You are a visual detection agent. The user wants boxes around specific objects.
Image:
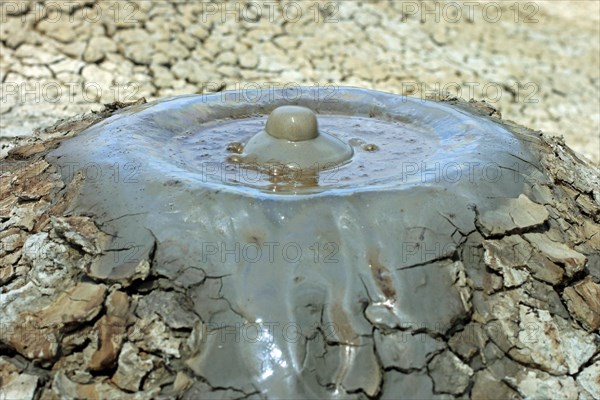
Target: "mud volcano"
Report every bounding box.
[1,88,599,399]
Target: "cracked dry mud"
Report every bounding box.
[0,1,599,163]
[1,98,600,399]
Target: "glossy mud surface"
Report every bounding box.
[178,115,438,193]
[45,88,540,398]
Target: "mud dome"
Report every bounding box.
[45,87,537,397]
[2,89,598,399]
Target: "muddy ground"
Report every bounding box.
[0,0,599,162]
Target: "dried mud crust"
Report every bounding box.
[1,99,599,399]
[1,1,598,163]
